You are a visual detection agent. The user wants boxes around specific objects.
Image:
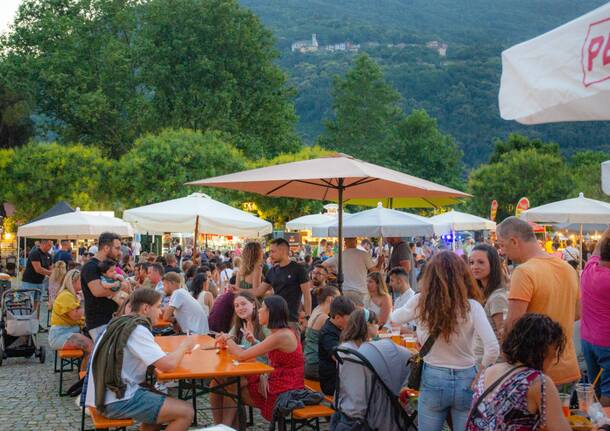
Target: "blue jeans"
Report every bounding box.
[418,363,477,431]
[582,339,610,398]
[21,281,42,291]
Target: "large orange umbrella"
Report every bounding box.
[187,153,468,286]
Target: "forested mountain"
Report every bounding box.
[241,0,610,165]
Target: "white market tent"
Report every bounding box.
[429,210,496,232]
[17,208,134,239]
[312,203,437,238]
[123,193,272,239]
[286,214,336,231]
[520,193,610,268]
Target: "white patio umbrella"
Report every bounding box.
[499,3,610,124]
[312,203,437,238]
[286,214,336,231]
[429,210,496,250]
[520,193,610,267]
[123,193,272,250]
[17,208,134,239]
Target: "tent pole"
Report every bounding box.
[579,223,583,271]
[452,226,456,252]
[337,179,344,290]
[16,234,20,276]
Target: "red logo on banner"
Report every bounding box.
[582,17,610,87]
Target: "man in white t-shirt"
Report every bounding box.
[86,288,195,430]
[162,272,209,334]
[388,266,414,310]
[323,237,384,304]
[219,261,234,288]
[563,239,580,269]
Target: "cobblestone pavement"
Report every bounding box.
[0,302,328,431]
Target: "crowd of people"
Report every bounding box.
[20,216,610,430]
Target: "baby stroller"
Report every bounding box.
[0,288,46,366]
[332,339,417,431]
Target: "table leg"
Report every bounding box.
[191,379,198,426]
[236,377,245,431]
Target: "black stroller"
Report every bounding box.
[0,288,46,365]
[332,339,417,431]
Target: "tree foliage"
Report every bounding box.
[0,0,299,158]
[467,148,574,221]
[0,142,112,221]
[114,129,248,210]
[569,150,610,202]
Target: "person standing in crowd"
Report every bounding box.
[313,239,327,259]
[148,263,165,293]
[309,264,331,309]
[387,267,414,310]
[86,289,195,431]
[318,296,356,396]
[22,239,53,292]
[469,244,509,362]
[323,237,383,306]
[304,286,340,380]
[391,251,499,431]
[580,227,610,407]
[466,314,570,431]
[234,242,264,292]
[53,240,73,265]
[366,272,392,326]
[164,254,180,274]
[387,237,417,292]
[162,272,208,335]
[220,261,235,290]
[191,273,214,315]
[81,232,123,341]
[88,240,98,255]
[251,238,311,325]
[497,217,581,389]
[562,239,580,269]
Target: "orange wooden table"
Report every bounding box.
[153,318,172,328]
[155,334,273,430]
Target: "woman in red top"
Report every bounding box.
[218,295,304,422]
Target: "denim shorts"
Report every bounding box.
[48,325,80,350]
[582,339,610,397]
[21,281,42,291]
[104,388,166,424]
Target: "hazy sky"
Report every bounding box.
[1,0,22,34]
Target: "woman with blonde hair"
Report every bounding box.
[235,242,263,292]
[366,272,392,326]
[390,251,500,431]
[48,260,67,307]
[49,269,93,356]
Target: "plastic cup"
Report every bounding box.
[559,393,570,417]
[576,383,594,412]
[403,336,417,350]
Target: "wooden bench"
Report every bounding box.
[82,407,134,431]
[55,348,84,396]
[291,404,335,431]
[304,378,334,404]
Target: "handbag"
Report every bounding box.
[406,331,438,390]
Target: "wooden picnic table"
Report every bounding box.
[155,334,273,430]
[152,318,172,328]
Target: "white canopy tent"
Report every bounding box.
[312,203,437,238]
[429,210,496,250]
[123,193,273,247]
[286,214,336,231]
[520,193,610,267]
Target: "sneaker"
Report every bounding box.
[154,382,169,394]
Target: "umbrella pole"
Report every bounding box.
[337,179,344,289]
[452,227,456,252]
[579,223,583,271]
[194,215,200,262]
[16,234,20,276]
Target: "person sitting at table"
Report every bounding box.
[85,288,196,431]
[215,295,304,422]
[210,291,270,427]
[366,272,392,327]
[319,296,356,396]
[49,269,93,366]
[466,313,571,431]
[304,285,340,380]
[162,272,209,334]
[190,273,214,314]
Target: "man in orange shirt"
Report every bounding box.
[497,217,581,388]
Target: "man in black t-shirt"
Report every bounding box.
[22,240,53,290]
[246,238,311,323]
[81,232,124,341]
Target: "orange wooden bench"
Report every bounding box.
[55,348,84,396]
[291,404,335,431]
[87,407,134,430]
[304,378,334,404]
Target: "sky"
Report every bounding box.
[0,0,22,34]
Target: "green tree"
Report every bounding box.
[467,149,574,221]
[249,146,333,226]
[1,0,299,158]
[318,53,403,166]
[488,134,561,163]
[0,143,112,221]
[569,150,610,202]
[0,83,33,149]
[114,129,248,210]
[395,109,464,189]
